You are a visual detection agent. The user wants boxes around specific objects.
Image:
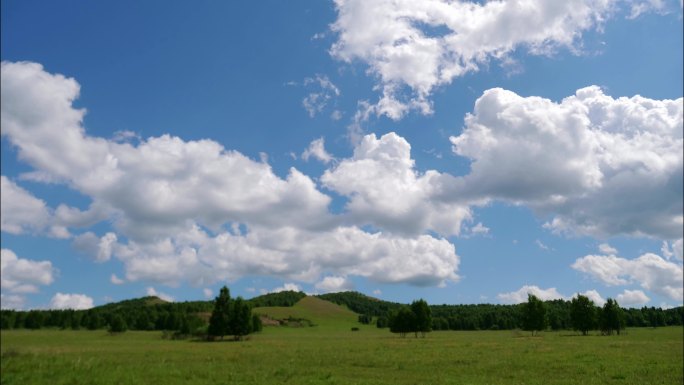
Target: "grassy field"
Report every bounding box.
[1,300,682,385]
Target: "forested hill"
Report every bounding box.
[0,290,307,330]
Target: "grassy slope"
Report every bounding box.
[254,296,359,330]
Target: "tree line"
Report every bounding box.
[320,291,683,331]
[0,290,300,335]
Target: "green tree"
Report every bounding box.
[251,314,263,333]
[389,306,415,337]
[410,299,432,338]
[599,298,625,335]
[108,313,127,333]
[230,297,252,341]
[522,294,547,336]
[208,286,232,340]
[570,294,597,336]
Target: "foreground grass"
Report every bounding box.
[1,327,682,385]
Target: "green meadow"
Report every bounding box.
[2,298,682,385]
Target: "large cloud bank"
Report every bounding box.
[1,61,461,290]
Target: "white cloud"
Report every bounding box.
[302,137,334,164]
[616,289,650,307]
[73,232,117,262]
[1,61,335,245]
[598,243,618,255]
[322,132,471,236]
[330,0,618,119]
[49,293,94,310]
[661,238,683,260]
[146,287,174,302]
[572,252,683,301]
[203,288,213,299]
[627,0,668,18]
[576,289,606,306]
[112,224,460,288]
[497,285,566,304]
[1,176,51,235]
[1,249,54,294]
[271,283,301,293]
[110,274,125,285]
[302,74,340,118]
[535,240,550,251]
[467,222,490,237]
[372,289,382,296]
[315,275,354,293]
[448,86,683,240]
[0,294,25,310]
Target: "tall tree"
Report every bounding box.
[230,297,252,341]
[570,294,596,336]
[208,286,232,340]
[410,299,432,338]
[599,298,625,335]
[522,294,547,336]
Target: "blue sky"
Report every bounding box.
[1,0,682,310]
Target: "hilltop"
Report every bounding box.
[254,296,358,329]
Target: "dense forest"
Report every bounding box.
[1,290,682,333]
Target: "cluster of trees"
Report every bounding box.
[569,296,625,336]
[249,291,306,307]
[207,286,262,341]
[388,299,432,338]
[510,294,628,336]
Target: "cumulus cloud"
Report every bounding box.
[330,0,621,119]
[576,289,606,306]
[203,288,213,299]
[7,62,466,289]
[49,293,94,310]
[271,283,302,293]
[661,238,683,260]
[598,243,618,255]
[616,289,650,307]
[73,232,117,262]
[112,224,460,288]
[1,61,335,244]
[463,222,490,238]
[314,275,354,293]
[448,86,683,239]
[322,132,471,236]
[302,137,334,164]
[1,176,51,235]
[572,252,683,301]
[1,249,54,294]
[497,285,566,304]
[146,287,174,302]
